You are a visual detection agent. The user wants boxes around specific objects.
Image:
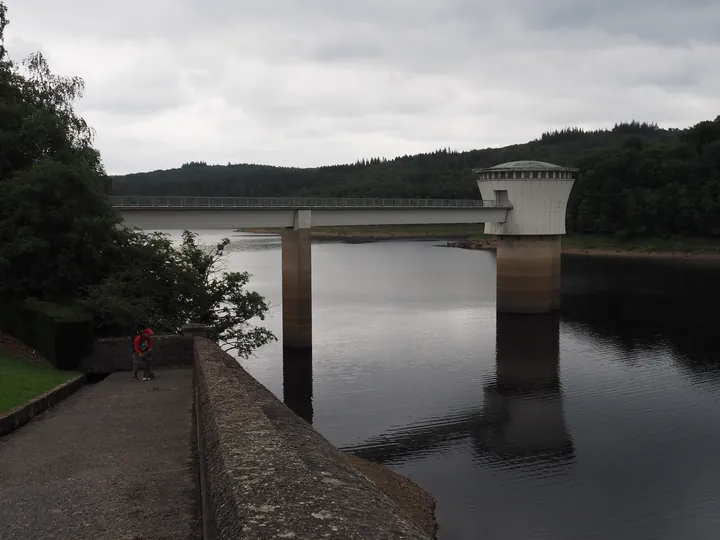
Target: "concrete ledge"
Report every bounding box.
[81,335,194,373]
[194,337,431,540]
[0,374,87,438]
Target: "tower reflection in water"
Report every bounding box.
[344,313,574,471]
[478,313,573,466]
[282,347,314,424]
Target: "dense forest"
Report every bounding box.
[112,117,720,238]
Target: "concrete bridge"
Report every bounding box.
[111,160,578,349]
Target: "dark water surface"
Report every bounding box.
[170,231,720,540]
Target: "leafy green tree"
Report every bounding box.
[0,4,119,302]
[0,159,121,301]
[173,231,275,356]
[0,3,275,357]
[81,231,275,357]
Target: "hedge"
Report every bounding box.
[0,299,94,370]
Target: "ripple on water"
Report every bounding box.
[188,234,720,540]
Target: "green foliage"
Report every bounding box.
[31,301,94,370]
[175,231,275,356]
[0,4,118,304]
[0,3,274,358]
[80,231,276,357]
[0,300,93,370]
[111,125,677,200]
[568,119,720,237]
[0,159,122,301]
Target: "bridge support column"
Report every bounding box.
[496,235,561,314]
[281,211,312,349]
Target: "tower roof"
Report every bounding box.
[473,160,578,173]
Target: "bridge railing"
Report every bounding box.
[109,196,510,209]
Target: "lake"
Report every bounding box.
[168,230,720,540]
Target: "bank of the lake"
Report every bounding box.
[241,224,487,241]
[346,454,437,539]
[448,234,720,261]
[241,226,720,258]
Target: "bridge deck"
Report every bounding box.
[109,196,511,209]
[110,196,511,229]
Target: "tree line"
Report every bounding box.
[568,119,720,237]
[112,118,720,238]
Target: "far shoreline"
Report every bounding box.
[563,247,720,261]
[237,227,720,262]
[446,239,720,263]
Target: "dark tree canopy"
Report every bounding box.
[0,3,274,356]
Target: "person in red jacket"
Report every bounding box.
[132,328,155,381]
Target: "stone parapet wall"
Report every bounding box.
[80,335,194,373]
[193,337,431,540]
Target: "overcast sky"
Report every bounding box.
[5,0,719,175]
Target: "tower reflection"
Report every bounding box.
[476,313,573,464]
[344,313,574,470]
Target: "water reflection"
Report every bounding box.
[225,233,281,253]
[282,348,314,424]
[479,313,573,467]
[561,254,720,389]
[344,313,573,472]
[183,234,720,539]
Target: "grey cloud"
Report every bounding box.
[6,37,43,63]
[502,0,720,45]
[312,39,386,63]
[83,68,188,116]
[5,0,719,174]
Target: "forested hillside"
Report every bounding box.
[112,117,720,237]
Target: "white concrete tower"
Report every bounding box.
[475,161,578,313]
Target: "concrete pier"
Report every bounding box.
[475,160,577,314]
[551,235,562,310]
[281,211,312,349]
[495,235,562,313]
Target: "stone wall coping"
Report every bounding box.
[0,374,87,438]
[193,337,431,540]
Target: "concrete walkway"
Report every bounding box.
[0,369,200,540]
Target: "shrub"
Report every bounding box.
[2,299,94,370]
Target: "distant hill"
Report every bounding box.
[110,121,674,199]
[111,117,720,237]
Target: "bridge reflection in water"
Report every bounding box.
[325,313,575,471]
[282,348,314,424]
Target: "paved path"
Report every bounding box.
[0,369,200,540]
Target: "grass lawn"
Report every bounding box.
[0,349,78,414]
